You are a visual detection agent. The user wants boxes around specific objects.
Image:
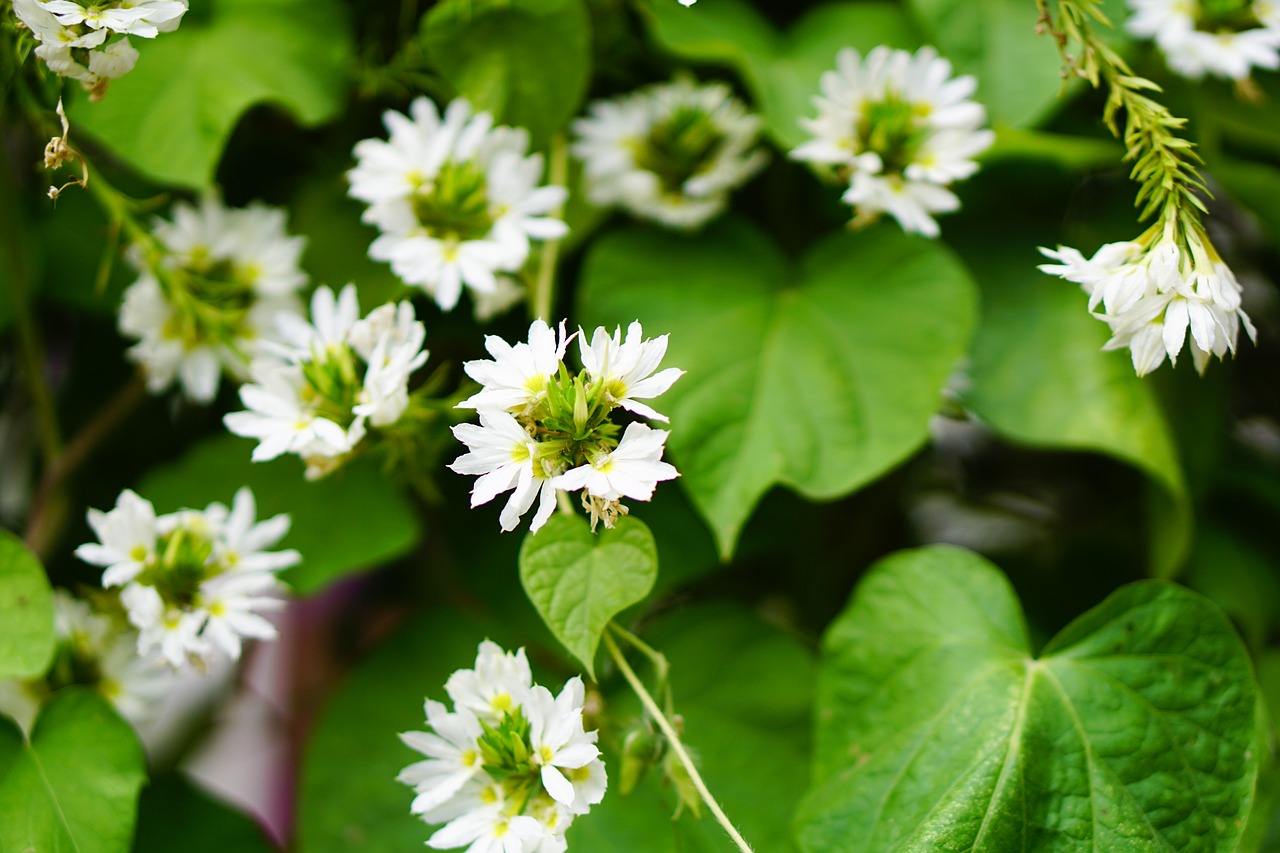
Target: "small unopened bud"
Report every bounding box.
[663,751,702,819]
[572,375,589,435]
[619,725,663,795]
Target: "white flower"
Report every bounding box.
[553,422,679,503]
[348,98,567,314]
[399,642,607,851]
[77,488,298,670]
[1127,0,1280,80]
[577,322,684,422]
[791,46,995,238]
[461,320,573,413]
[572,77,767,230]
[1039,229,1257,375]
[119,195,307,404]
[0,590,175,732]
[525,678,602,808]
[449,410,560,534]
[224,285,429,477]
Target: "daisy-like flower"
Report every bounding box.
[12,0,186,98]
[572,77,767,230]
[224,285,429,478]
[0,590,175,732]
[119,195,307,404]
[1039,225,1257,375]
[1127,0,1280,80]
[791,46,995,238]
[451,320,682,532]
[399,641,607,852]
[75,488,298,670]
[348,98,567,314]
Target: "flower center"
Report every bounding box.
[858,94,929,176]
[300,344,366,428]
[634,106,726,195]
[137,523,218,608]
[411,160,496,243]
[161,247,259,349]
[1195,0,1262,31]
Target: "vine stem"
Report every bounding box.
[602,627,755,853]
[531,134,569,324]
[24,374,147,559]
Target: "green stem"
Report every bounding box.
[602,628,754,853]
[531,134,569,324]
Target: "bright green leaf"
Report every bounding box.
[139,434,421,594]
[796,545,1261,852]
[904,0,1068,128]
[71,0,353,188]
[568,604,815,852]
[296,609,497,851]
[961,239,1190,573]
[0,530,54,682]
[579,219,978,557]
[423,0,591,147]
[133,776,275,852]
[0,689,147,853]
[519,514,658,677]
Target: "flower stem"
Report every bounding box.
[602,627,754,853]
[531,134,569,324]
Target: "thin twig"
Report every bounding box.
[532,134,569,324]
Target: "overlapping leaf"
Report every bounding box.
[0,531,53,682]
[579,219,977,557]
[796,546,1261,852]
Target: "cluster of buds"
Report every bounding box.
[450,320,683,533]
[12,0,187,99]
[75,487,298,670]
[399,642,607,851]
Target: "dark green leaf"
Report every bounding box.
[423,0,591,147]
[72,0,354,188]
[796,545,1261,852]
[519,514,658,677]
[133,776,275,852]
[579,218,977,557]
[0,690,147,853]
[0,530,54,682]
[139,434,421,594]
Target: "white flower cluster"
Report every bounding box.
[0,589,174,732]
[572,77,767,230]
[120,194,308,404]
[12,0,186,99]
[1127,0,1280,80]
[75,488,298,670]
[1039,229,1257,375]
[348,98,567,316]
[399,641,607,852]
[792,46,995,238]
[224,285,429,479]
[451,320,682,533]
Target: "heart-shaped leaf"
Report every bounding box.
[579,219,977,557]
[0,530,54,682]
[519,514,658,676]
[424,0,591,148]
[72,0,353,188]
[795,545,1261,852]
[0,689,147,853]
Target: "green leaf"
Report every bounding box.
[796,545,1261,852]
[568,604,815,852]
[645,0,920,149]
[71,0,354,188]
[579,219,978,558]
[423,0,591,147]
[296,609,496,851]
[0,689,147,853]
[519,514,658,677]
[904,0,1068,128]
[133,776,275,852]
[139,434,421,594]
[961,239,1190,573]
[0,530,54,682]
